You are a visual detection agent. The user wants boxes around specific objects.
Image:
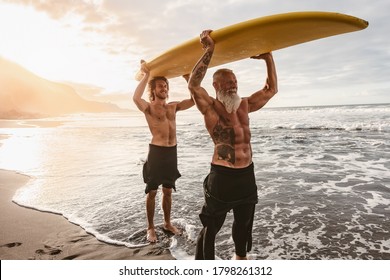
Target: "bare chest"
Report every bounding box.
[148,104,176,122]
[208,104,250,144]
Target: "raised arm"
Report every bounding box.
[188,30,215,115]
[176,74,195,111]
[247,53,278,112]
[133,60,150,113]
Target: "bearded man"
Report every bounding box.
[188,30,278,260]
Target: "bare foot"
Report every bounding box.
[232,254,248,260]
[163,223,181,235]
[146,228,157,243]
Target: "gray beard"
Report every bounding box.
[217,90,241,113]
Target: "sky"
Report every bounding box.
[0,0,389,109]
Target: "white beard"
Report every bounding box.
[217,89,241,113]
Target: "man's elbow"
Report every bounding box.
[188,89,197,101]
[133,95,142,106]
[270,82,278,96]
[265,83,278,97]
[272,85,278,95]
[188,82,199,95]
[188,81,196,91]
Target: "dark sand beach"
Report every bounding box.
[0,169,174,260]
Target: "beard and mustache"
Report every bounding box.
[217,88,241,113]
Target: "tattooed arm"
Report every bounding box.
[188,30,215,115]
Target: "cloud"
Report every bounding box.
[4,0,108,22]
[2,0,389,106]
[7,0,387,59]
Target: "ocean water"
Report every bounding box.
[0,103,389,260]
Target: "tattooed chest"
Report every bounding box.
[211,124,235,163]
[212,123,234,145]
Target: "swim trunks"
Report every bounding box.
[196,163,258,259]
[143,144,181,194]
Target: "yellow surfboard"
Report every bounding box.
[136,11,368,80]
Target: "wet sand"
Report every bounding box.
[0,169,174,260]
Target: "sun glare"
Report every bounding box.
[0,128,44,173]
[0,2,137,97]
[0,4,75,78]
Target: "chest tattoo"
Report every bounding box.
[212,123,235,163]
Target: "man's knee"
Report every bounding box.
[147,190,157,199]
[162,186,173,196]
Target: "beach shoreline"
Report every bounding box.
[0,169,174,260]
[2,103,389,260]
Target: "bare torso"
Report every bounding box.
[145,102,178,147]
[205,98,252,168]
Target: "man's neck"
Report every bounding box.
[152,97,167,105]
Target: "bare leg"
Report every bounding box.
[162,187,181,235]
[146,190,157,242]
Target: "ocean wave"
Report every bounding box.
[3,103,389,260]
[268,123,390,132]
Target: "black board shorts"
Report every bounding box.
[143,144,181,194]
[200,162,258,221]
[196,163,258,258]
